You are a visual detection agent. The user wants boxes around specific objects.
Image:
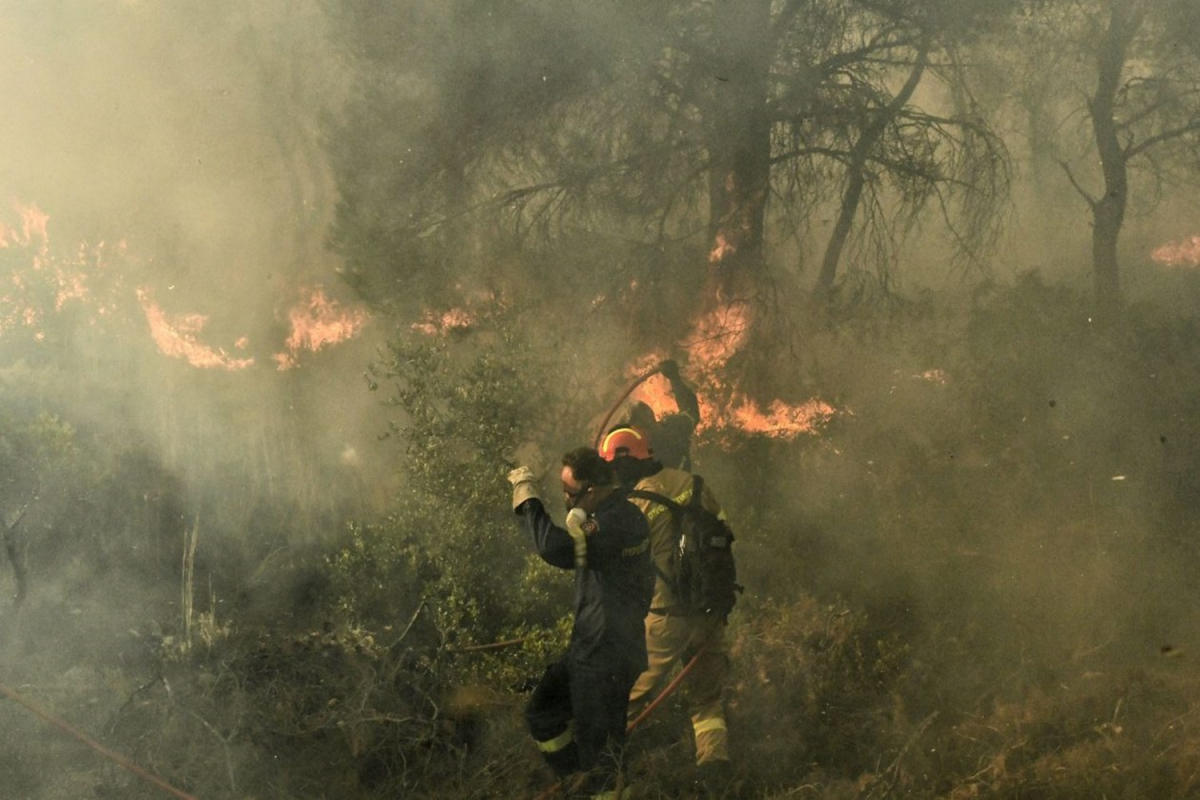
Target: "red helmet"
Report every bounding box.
[599,426,653,461]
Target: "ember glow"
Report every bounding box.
[628,301,838,440]
[274,286,370,370]
[54,269,88,311]
[0,202,50,252]
[1151,235,1200,267]
[137,288,255,371]
[0,202,88,337]
[412,307,473,336]
[0,286,39,337]
[709,232,736,264]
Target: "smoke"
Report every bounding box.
[0,8,410,733]
[705,286,1200,718]
[2,3,1200,796]
[0,1,394,506]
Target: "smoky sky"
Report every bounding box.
[0,3,340,319]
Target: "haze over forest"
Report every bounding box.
[1,1,1200,798]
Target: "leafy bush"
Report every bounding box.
[327,304,580,676]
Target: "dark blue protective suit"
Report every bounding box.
[517,491,653,796]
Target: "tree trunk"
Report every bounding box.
[3,505,29,609]
[703,0,774,304]
[1091,176,1124,317]
[815,167,867,304]
[814,46,928,304]
[1088,0,1142,319]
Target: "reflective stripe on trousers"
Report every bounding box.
[628,612,731,764]
[694,717,727,736]
[536,727,574,754]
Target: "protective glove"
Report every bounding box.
[565,507,589,569]
[507,466,542,512]
[660,359,700,425]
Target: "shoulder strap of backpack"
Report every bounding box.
[627,489,684,520]
[626,488,684,591]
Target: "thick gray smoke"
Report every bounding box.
[0,4,398,735]
[3,4,1200,798]
[0,2,393,511]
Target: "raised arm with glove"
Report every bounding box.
[507,465,543,513]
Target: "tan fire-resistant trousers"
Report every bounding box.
[627,612,730,765]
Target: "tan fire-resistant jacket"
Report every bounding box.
[625,466,727,613]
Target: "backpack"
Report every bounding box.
[629,474,742,618]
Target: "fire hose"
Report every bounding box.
[0,680,199,800]
[531,637,713,800]
[591,361,670,450]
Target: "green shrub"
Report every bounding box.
[328,305,579,661]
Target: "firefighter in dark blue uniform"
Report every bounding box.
[509,447,654,799]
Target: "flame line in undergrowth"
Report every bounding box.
[1151,235,1200,267]
[1,199,372,372]
[275,286,371,370]
[137,288,255,371]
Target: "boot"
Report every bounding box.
[695,759,734,798]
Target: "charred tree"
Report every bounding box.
[2,504,28,609]
[703,0,773,304]
[323,0,1010,347]
[1084,1,1142,319]
[1052,0,1200,320]
[814,43,929,305]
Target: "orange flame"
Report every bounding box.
[625,301,838,441]
[729,396,837,437]
[0,200,373,372]
[1151,235,1200,267]
[0,202,49,250]
[412,307,474,336]
[0,203,63,336]
[709,233,736,264]
[275,286,369,370]
[683,303,749,380]
[20,204,49,247]
[137,288,255,371]
[629,372,680,417]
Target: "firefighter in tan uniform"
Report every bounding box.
[599,426,736,796]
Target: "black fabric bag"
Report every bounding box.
[629,475,741,617]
